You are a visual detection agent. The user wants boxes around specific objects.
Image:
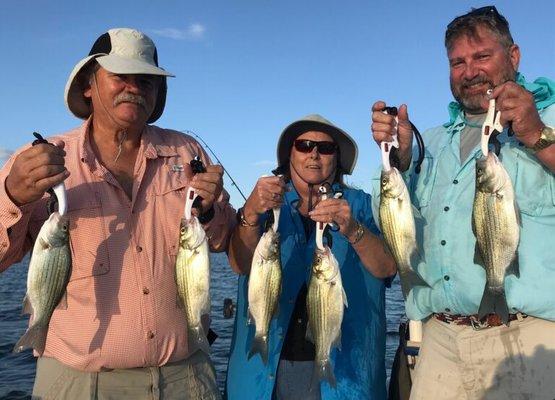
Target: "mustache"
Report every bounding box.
[113,92,147,108]
[461,76,493,89]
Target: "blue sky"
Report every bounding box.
[0,0,553,207]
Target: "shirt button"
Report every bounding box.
[136,245,143,252]
[143,287,150,295]
[444,206,450,212]
[445,308,451,313]
[453,179,459,185]
[444,275,450,281]
[440,240,446,246]
[147,331,155,339]
[268,374,275,380]
[297,318,303,324]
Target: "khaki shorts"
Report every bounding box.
[410,315,555,400]
[32,350,221,400]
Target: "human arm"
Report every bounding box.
[0,142,67,271]
[309,197,396,278]
[227,176,285,274]
[371,101,414,172]
[489,82,555,172]
[187,144,237,252]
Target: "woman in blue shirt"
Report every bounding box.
[226,114,396,399]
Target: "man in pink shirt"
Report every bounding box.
[0,28,235,399]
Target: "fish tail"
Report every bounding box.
[400,269,430,299]
[13,323,48,355]
[310,359,336,390]
[188,325,211,355]
[247,334,268,365]
[478,286,510,325]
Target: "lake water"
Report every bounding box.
[0,252,405,399]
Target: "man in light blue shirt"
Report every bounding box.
[371,6,555,399]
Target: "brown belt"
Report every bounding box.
[433,312,528,330]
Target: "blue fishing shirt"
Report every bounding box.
[226,183,388,400]
[371,74,555,321]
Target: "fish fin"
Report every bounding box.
[400,269,430,300]
[506,252,520,279]
[188,325,211,355]
[21,295,33,315]
[13,324,48,355]
[305,322,314,344]
[310,359,336,391]
[55,291,68,311]
[342,286,349,308]
[272,303,280,318]
[409,247,424,270]
[176,294,185,310]
[247,334,268,365]
[38,236,51,251]
[332,330,342,351]
[478,286,510,326]
[473,243,486,269]
[514,200,522,227]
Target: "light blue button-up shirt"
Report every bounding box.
[226,184,388,400]
[371,75,555,321]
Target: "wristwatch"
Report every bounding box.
[529,125,555,152]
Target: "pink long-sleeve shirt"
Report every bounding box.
[0,119,236,371]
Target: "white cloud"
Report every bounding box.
[0,147,12,168]
[151,23,206,41]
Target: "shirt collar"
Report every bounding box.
[78,121,179,167]
[284,181,343,207]
[444,72,555,128]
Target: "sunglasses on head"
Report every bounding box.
[448,5,507,28]
[294,139,337,155]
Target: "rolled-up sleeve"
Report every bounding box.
[190,140,237,252]
[0,156,41,272]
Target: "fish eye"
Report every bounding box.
[180,228,186,234]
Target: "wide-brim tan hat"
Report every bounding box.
[64,28,174,124]
[276,114,358,175]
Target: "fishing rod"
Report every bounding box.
[184,129,248,202]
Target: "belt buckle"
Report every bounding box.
[470,316,489,331]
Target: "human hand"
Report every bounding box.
[371,101,413,172]
[486,82,544,148]
[5,141,68,206]
[190,164,224,214]
[308,197,358,239]
[242,176,286,224]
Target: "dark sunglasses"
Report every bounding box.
[294,139,337,155]
[448,5,507,29]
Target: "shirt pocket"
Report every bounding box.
[66,192,110,280]
[152,164,189,258]
[512,150,555,217]
[410,155,438,210]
